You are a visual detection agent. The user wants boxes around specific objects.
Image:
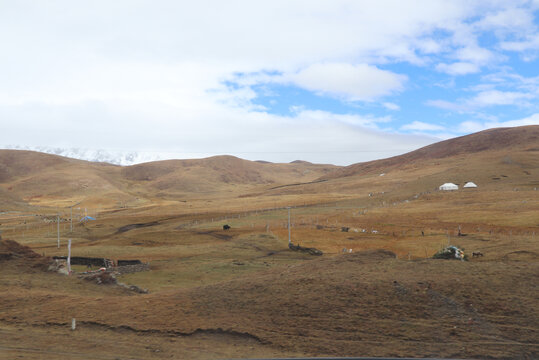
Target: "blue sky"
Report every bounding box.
[229,26,539,138]
[1,1,538,165]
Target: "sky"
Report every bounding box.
[1,0,539,165]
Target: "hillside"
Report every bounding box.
[257,126,538,201]
[1,126,537,209]
[120,155,336,197]
[0,150,127,207]
[0,151,337,208]
[322,125,539,179]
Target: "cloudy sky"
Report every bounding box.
[1,1,539,165]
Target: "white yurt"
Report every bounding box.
[463,182,478,188]
[439,183,458,191]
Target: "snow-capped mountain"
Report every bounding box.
[1,145,165,165]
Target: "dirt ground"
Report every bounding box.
[0,322,288,360]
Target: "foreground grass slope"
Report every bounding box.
[1,245,537,359]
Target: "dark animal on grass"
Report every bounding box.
[472,251,484,257]
[223,224,231,230]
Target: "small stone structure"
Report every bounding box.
[53,256,149,274]
[117,259,142,266]
[113,262,150,274]
[53,256,113,268]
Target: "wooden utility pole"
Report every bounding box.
[57,214,60,248]
[70,202,81,232]
[67,239,72,274]
[288,207,291,244]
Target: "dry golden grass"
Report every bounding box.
[0,126,538,359]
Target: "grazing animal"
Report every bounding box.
[472,251,484,257]
[223,224,231,230]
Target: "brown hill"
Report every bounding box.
[0,151,337,207]
[0,239,51,271]
[121,155,336,196]
[0,126,537,208]
[256,125,538,200]
[0,150,127,208]
[323,125,539,179]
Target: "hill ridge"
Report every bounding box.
[1,125,537,207]
[322,125,539,179]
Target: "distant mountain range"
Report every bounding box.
[0,146,158,165]
[1,126,537,209]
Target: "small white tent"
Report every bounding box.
[439,183,458,191]
[463,182,478,188]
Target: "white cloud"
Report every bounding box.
[0,1,538,166]
[458,113,539,133]
[425,99,466,111]
[495,7,539,61]
[476,7,535,34]
[401,121,446,131]
[427,89,536,113]
[469,90,534,107]
[0,101,434,165]
[457,120,488,133]
[498,113,539,127]
[282,63,407,102]
[455,46,496,64]
[500,34,539,52]
[436,62,480,75]
[402,114,539,138]
[0,1,480,82]
[383,102,401,111]
[414,38,444,54]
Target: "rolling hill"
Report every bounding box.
[257,125,538,200]
[120,155,336,197]
[323,125,539,179]
[1,126,537,209]
[0,151,337,208]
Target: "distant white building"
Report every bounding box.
[463,182,478,188]
[439,183,458,191]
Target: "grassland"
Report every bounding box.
[0,126,538,359]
